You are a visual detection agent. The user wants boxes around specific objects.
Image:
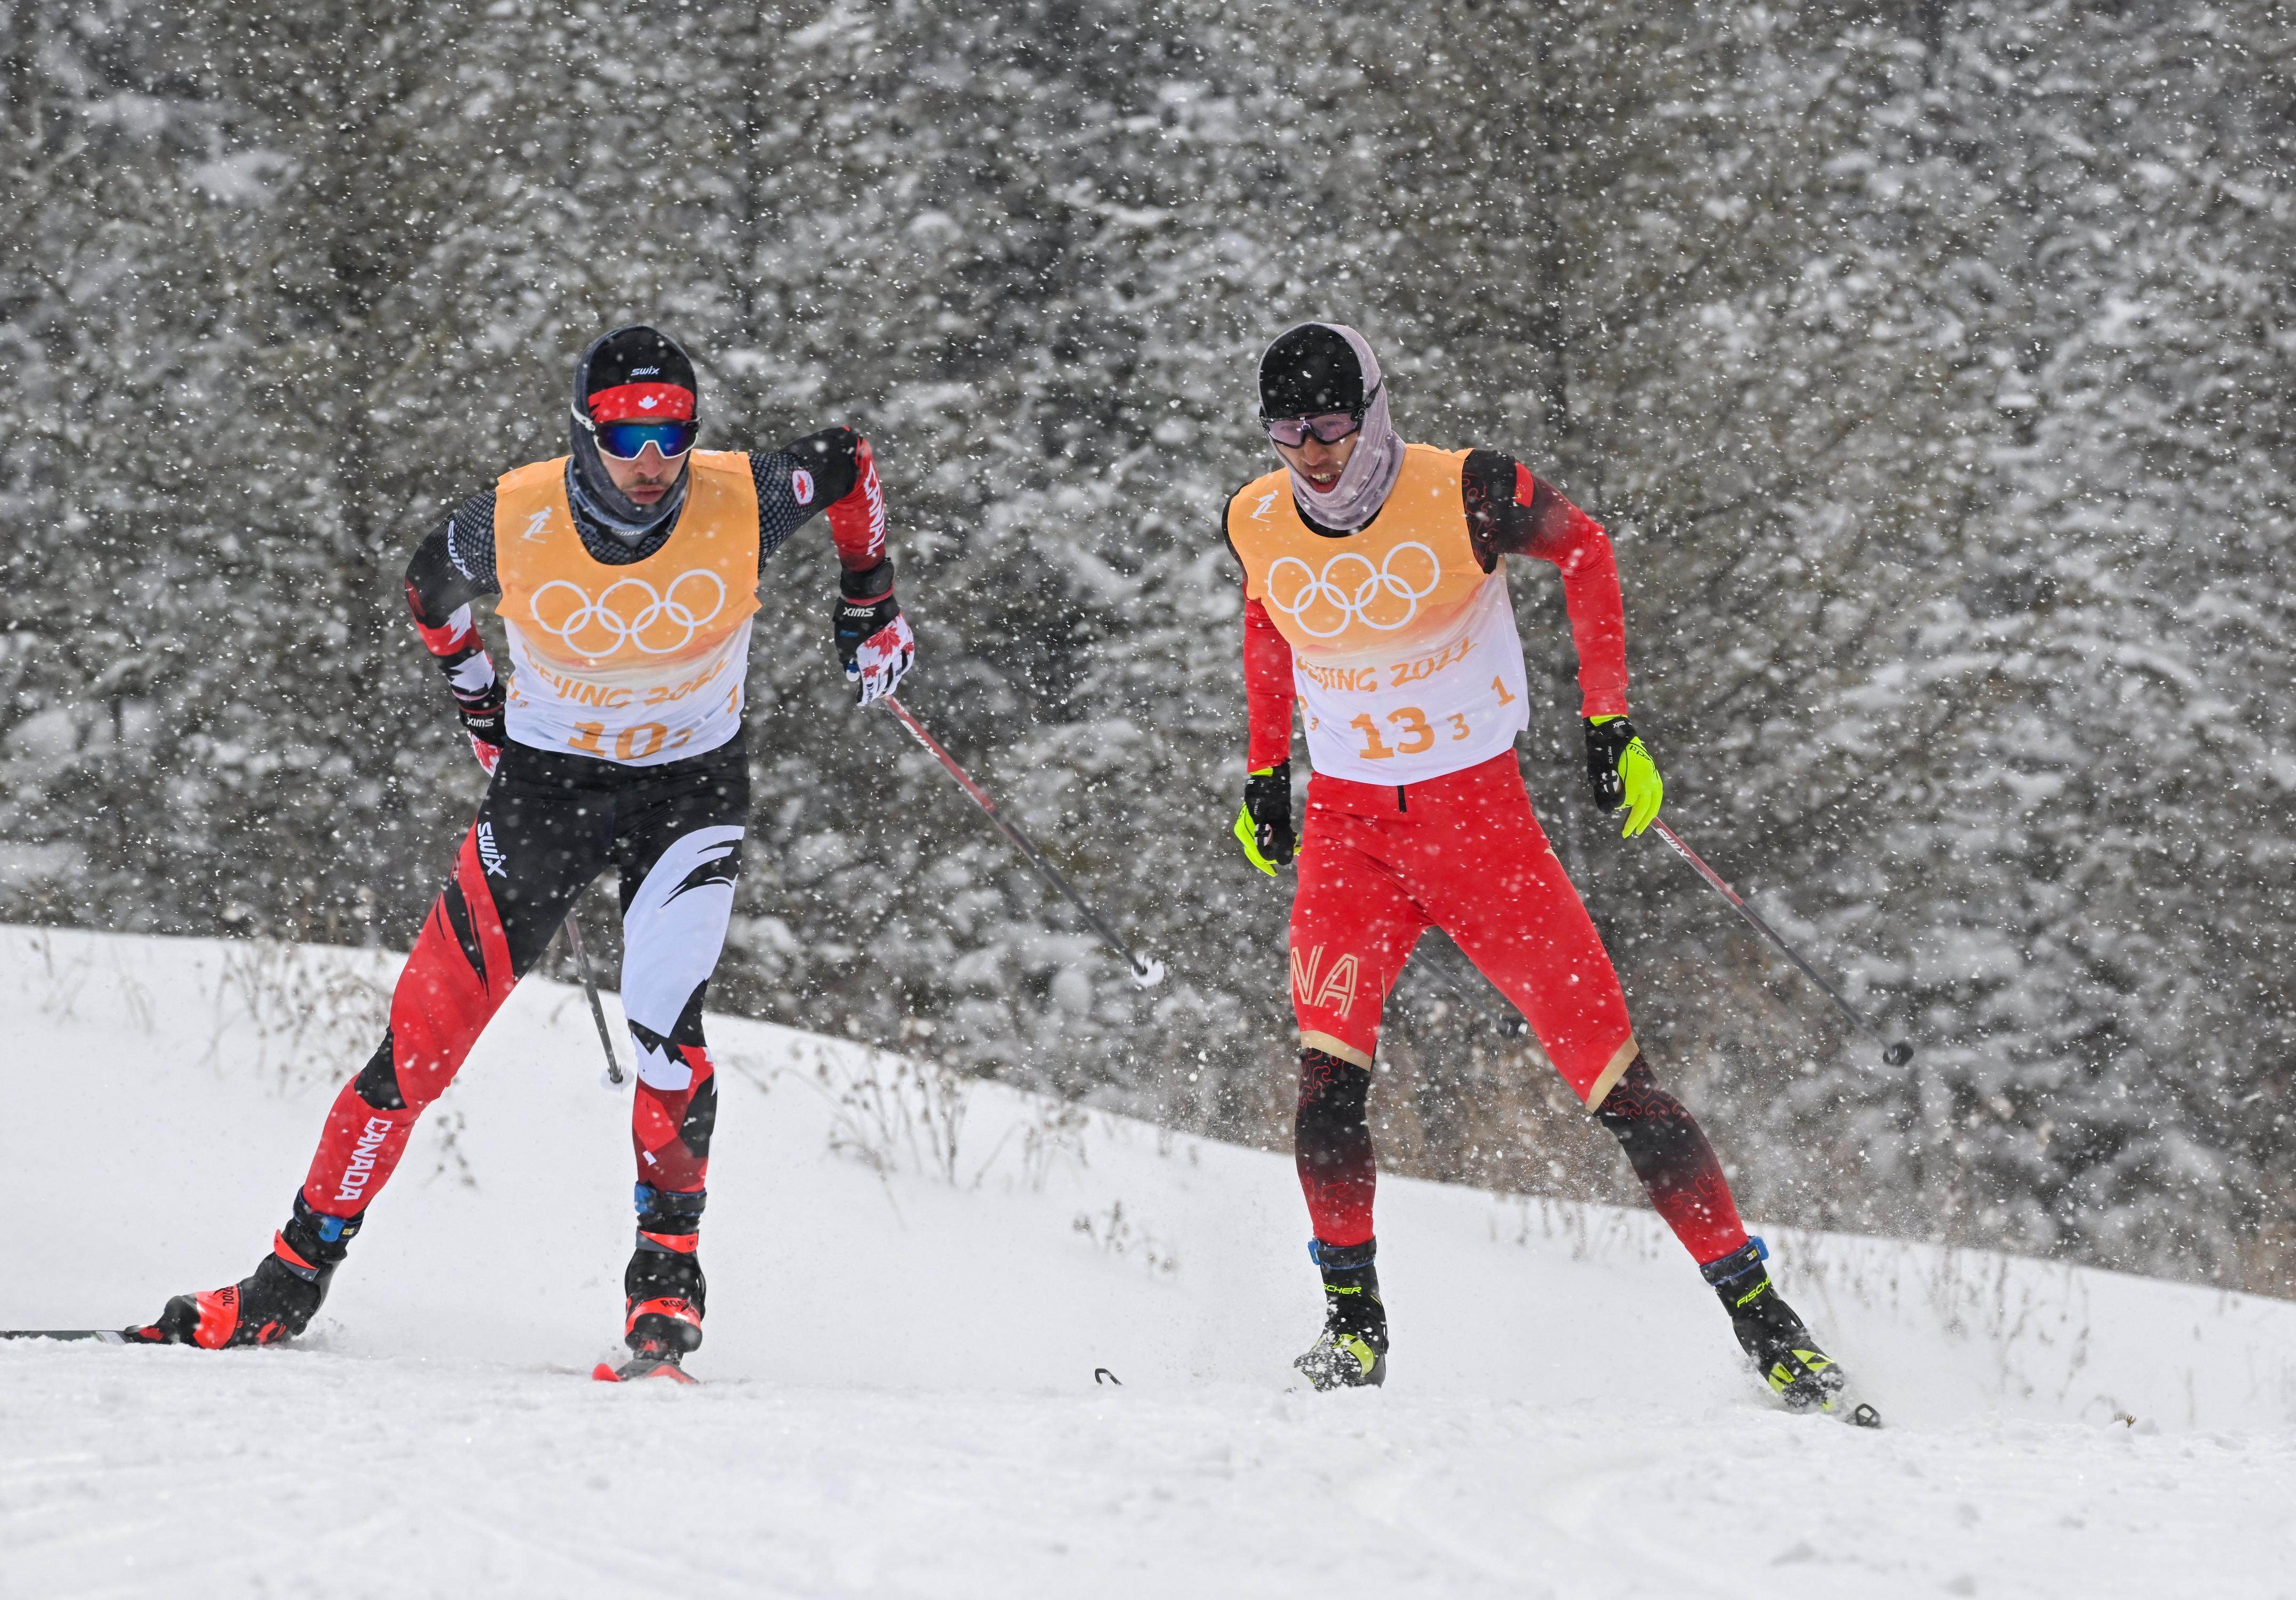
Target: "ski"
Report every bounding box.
[592,1352,698,1384]
[0,1329,135,1344]
[1832,1392,1884,1429]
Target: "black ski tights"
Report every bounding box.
[1592,1059,1748,1263]
[1294,1049,1749,1267]
[1296,1048,1376,1248]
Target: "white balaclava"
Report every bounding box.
[1258,321,1405,533]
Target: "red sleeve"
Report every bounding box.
[1242,593,1297,770]
[824,433,888,573]
[1513,463,1629,719]
[405,584,480,656]
[401,572,499,707]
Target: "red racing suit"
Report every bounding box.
[1226,444,1748,1267]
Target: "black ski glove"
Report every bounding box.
[1233,760,1295,875]
[455,682,507,775]
[1584,715,1664,838]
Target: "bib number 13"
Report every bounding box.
[1350,708,1433,759]
[1349,677,1517,762]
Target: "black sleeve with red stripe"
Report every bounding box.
[404,491,499,627]
[1461,448,1629,718]
[1463,449,1592,569]
[403,490,503,714]
[751,425,889,581]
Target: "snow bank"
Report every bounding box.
[3,925,2291,1598]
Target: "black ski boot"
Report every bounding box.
[1293,1238,1388,1391]
[1703,1238,1879,1426]
[621,1184,707,1365]
[134,1196,362,1349]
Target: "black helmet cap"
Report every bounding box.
[1258,323,1364,419]
[573,324,698,420]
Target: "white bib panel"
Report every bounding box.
[1293,573,1531,783]
[503,614,752,768]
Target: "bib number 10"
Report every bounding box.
[1349,676,1517,762]
[569,720,693,762]
[563,685,734,764]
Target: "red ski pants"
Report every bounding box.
[1288,752,1639,1102]
[1286,753,1753,1266]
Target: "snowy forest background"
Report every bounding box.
[4,0,2291,1290]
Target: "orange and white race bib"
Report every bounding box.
[494,453,761,766]
[1229,445,1529,784]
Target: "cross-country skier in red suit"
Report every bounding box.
[135,326,916,1373]
[1228,322,1868,1420]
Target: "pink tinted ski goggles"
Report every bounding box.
[1262,382,1380,448]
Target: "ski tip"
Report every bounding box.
[1824,1389,1884,1429]
[594,1355,699,1384]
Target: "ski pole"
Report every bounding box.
[881,695,1165,988]
[1648,819,1914,1067]
[564,914,628,1088]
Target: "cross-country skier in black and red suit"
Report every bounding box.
[134,326,916,1371]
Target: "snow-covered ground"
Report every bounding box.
[4,925,2294,1599]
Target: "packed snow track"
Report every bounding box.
[4,928,2293,1598]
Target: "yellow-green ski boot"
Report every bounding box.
[1293,1238,1388,1391]
[1704,1238,1880,1426]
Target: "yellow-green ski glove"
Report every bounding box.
[1234,761,1295,875]
[1585,715,1663,838]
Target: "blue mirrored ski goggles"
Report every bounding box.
[576,411,699,462]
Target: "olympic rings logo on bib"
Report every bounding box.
[528,571,728,658]
[1265,543,1442,638]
